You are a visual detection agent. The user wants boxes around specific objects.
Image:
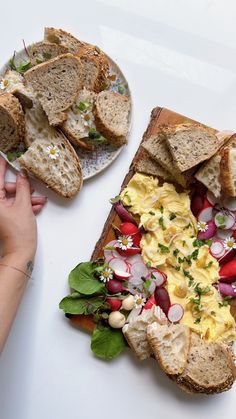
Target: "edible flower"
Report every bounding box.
[134,294,146,309]
[117,235,133,250]
[223,237,236,250]
[99,267,113,283]
[0,78,9,90]
[197,221,208,232]
[46,145,60,160]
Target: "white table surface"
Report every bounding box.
[1,0,236,418]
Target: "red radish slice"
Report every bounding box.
[219,275,236,283]
[125,254,143,265]
[113,270,131,280]
[119,222,142,246]
[197,220,216,240]
[197,207,213,223]
[130,261,149,280]
[217,229,233,240]
[219,249,236,265]
[104,240,126,261]
[144,294,156,310]
[207,190,219,206]
[218,283,236,297]
[127,276,144,294]
[191,195,204,216]
[214,211,235,229]
[222,197,236,212]
[108,258,130,273]
[210,240,226,259]
[167,304,184,323]
[219,259,236,278]
[117,247,141,257]
[149,268,167,287]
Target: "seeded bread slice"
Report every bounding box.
[18,132,83,198]
[142,133,194,188]
[94,91,131,147]
[165,124,222,171]
[134,148,175,181]
[176,332,236,394]
[122,306,167,361]
[220,143,236,197]
[0,93,25,153]
[77,44,110,92]
[0,70,33,109]
[24,54,83,126]
[62,88,97,150]
[29,42,69,66]
[44,27,84,53]
[147,322,190,375]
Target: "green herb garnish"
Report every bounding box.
[219,296,233,308]
[78,101,90,111]
[169,213,176,220]
[149,211,155,216]
[160,206,164,214]
[158,243,170,254]
[173,249,180,257]
[194,317,201,324]
[159,216,166,230]
[118,85,124,94]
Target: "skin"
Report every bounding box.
[0,157,47,352]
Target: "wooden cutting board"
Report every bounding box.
[68,106,236,330]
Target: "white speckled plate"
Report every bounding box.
[0,42,132,180]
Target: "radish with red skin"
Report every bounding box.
[197,207,213,223]
[130,261,149,281]
[191,195,204,216]
[222,197,236,212]
[219,249,236,265]
[154,287,171,315]
[214,211,235,229]
[114,202,137,225]
[106,279,124,294]
[197,220,216,240]
[104,240,127,262]
[217,229,233,240]
[106,298,122,311]
[108,258,130,274]
[219,275,236,283]
[194,182,207,198]
[119,222,142,246]
[113,270,131,280]
[149,268,167,287]
[219,259,236,278]
[117,247,141,257]
[210,240,226,259]
[167,304,184,323]
[218,283,236,298]
[144,294,156,310]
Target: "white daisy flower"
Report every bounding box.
[99,267,113,283]
[197,221,208,232]
[46,145,60,160]
[134,294,146,309]
[223,237,236,250]
[117,235,133,250]
[0,78,8,90]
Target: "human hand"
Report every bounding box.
[0,157,47,259]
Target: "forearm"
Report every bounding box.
[0,252,34,353]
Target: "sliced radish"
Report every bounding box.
[104,240,126,262]
[127,276,144,294]
[214,211,235,230]
[219,259,236,278]
[130,261,149,280]
[113,270,131,280]
[149,268,167,287]
[207,190,219,206]
[126,254,143,265]
[222,197,236,212]
[219,249,236,265]
[117,247,141,257]
[108,258,130,273]
[210,240,226,259]
[197,207,213,223]
[143,294,156,310]
[218,283,236,298]
[217,229,233,240]
[197,220,216,240]
[167,304,184,323]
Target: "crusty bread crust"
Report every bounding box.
[0,93,25,152]
[220,145,236,196]
[77,44,110,92]
[44,27,84,53]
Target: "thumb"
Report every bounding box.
[14,170,31,206]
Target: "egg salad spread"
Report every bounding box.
[120,173,236,343]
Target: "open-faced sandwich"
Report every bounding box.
[0,27,131,197]
[59,110,236,395]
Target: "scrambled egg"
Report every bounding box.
[120,173,236,343]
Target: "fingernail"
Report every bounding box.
[20,170,27,178]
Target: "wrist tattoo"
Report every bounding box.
[26,261,34,276]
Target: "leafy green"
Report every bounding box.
[159,216,166,230]
[158,243,170,254]
[193,238,212,248]
[17,60,32,74]
[219,296,233,308]
[68,262,105,295]
[109,195,120,204]
[59,294,105,315]
[91,326,126,359]
[173,249,179,257]
[77,101,90,111]
[169,212,176,220]
[118,85,124,94]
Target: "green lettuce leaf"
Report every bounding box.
[69,262,105,295]
[59,294,105,315]
[91,326,126,359]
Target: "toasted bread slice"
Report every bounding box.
[134,148,175,181]
[94,91,131,147]
[77,44,109,92]
[0,93,25,153]
[220,135,236,196]
[176,332,236,394]
[18,132,83,198]
[29,42,69,66]
[0,70,33,109]
[165,124,221,172]
[61,88,97,150]
[44,27,84,53]
[24,54,83,126]
[147,322,190,375]
[122,306,167,361]
[142,133,194,188]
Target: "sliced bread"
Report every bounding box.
[165,124,222,172]
[176,332,235,394]
[147,322,190,375]
[94,91,131,147]
[0,93,25,153]
[0,69,33,108]
[77,44,110,92]
[134,148,175,181]
[142,133,194,188]
[122,306,167,361]
[44,27,84,53]
[220,143,236,196]
[61,88,97,150]
[18,132,83,198]
[24,54,83,126]
[29,42,69,66]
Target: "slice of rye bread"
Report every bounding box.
[61,88,97,150]
[195,133,236,198]
[220,141,236,197]
[142,133,195,188]
[0,93,25,153]
[76,44,110,92]
[29,42,69,66]
[94,91,131,147]
[134,147,175,182]
[175,332,236,394]
[122,306,167,361]
[44,27,84,53]
[24,54,83,126]
[147,322,191,375]
[18,132,83,198]
[165,123,222,172]
[1,70,34,109]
